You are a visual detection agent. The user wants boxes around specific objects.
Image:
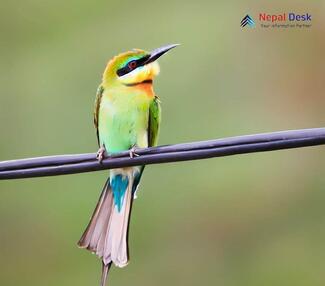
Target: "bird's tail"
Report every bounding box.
[78,168,141,286]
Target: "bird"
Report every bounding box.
[77,44,178,286]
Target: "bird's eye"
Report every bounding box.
[128,61,137,69]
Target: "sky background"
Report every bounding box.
[0,0,324,285]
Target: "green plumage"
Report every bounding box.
[94,84,161,153]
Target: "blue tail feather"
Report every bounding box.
[111,175,129,212]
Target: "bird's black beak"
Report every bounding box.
[144,44,179,65]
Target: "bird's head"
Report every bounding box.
[103,44,178,86]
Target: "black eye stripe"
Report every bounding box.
[116,55,150,77]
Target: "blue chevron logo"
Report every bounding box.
[241,14,255,28]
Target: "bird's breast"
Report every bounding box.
[98,89,153,153]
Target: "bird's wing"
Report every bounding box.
[94,85,105,146]
[148,95,161,147]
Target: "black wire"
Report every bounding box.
[1,128,324,171]
[0,128,324,180]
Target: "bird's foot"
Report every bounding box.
[96,146,106,163]
[129,146,139,159]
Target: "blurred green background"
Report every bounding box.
[0,0,324,285]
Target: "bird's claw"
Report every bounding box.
[129,147,139,159]
[96,146,106,163]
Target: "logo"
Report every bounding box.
[241,15,255,28]
[259,13,312,22]
[259,12,312,28]
[241,12,312,29]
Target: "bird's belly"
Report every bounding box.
[98,96,149,153]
